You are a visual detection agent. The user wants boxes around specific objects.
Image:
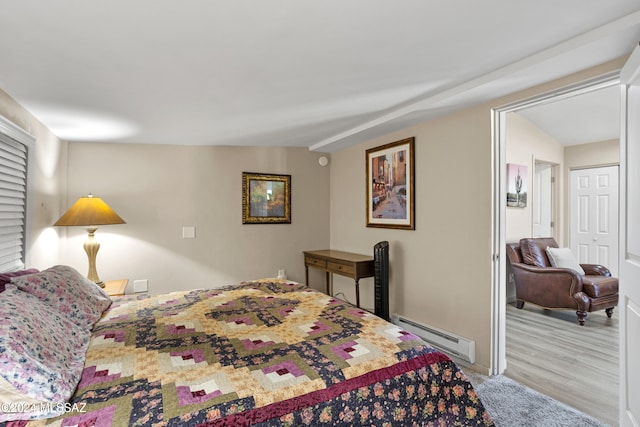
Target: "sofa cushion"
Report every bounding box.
[546,247,586,275]
[520,237,558,267]
[582,276,619,298]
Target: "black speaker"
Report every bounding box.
[374,241,389,321]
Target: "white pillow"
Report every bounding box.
[545,247,585,275]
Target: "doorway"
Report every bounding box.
[493,73,621,423]
[494,72,620,373]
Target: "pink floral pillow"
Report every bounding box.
[0,268,39,293]
[10,265,112,330]
[0,284,90,421]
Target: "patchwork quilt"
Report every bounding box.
[6,279,493,426]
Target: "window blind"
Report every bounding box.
[0,134,28,272]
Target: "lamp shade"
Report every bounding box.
[54,195,126,227]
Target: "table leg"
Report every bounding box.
[355,279,360,308]
[326,271,331,296]
[305,265,309,287]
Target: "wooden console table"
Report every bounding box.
[303,249,374,308]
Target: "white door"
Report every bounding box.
[619,43,640,427]
[533,161,554,238]
[569,166,619,276]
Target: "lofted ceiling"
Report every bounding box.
[1,1,639,152]
[515,85,621,146]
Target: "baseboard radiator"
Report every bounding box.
[391,314,476,364]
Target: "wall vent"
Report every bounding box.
[391,314,476,364]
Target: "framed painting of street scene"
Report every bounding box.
[506,163,527,208]
[242,172,291,224]
[366,137,415,229]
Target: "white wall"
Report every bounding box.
[0,89,67,270]
[61,143,331,295]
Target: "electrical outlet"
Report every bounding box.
[134,279,148,293]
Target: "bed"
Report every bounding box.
[0,266,493,426]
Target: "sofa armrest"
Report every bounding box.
[580,264,611,277]
[510,262,585,307]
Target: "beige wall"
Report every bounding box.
[504,113,564,302]
[505,113,564,244]
[329,57,626,373]
[3,53,624,374]
[565,139,619,170]
[502,127,619,303]
[0,89,67,270]
[330,105,494,370]
[61,143,331,295]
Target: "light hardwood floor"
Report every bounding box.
[505,302,618,426]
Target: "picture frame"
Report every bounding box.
[242,172,291,224]
[506,163,527,208]
[366,137,415,229]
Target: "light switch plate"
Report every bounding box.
[182,226,196,238]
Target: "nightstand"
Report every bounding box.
[102,279,128,296]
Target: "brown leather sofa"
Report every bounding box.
[506,237,618,325]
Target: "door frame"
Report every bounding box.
[491,71,620,374]
[532,159,558,239]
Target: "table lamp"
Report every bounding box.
[53,194,125,287]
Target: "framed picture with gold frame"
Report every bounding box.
[242,172,291,224]
[366,137,415,229]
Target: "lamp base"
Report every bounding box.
[84,227,105,287]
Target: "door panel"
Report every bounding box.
[533,162,553,238]
[619,43,640,427]
[570,166,619,276]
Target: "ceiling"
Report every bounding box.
[516,84,621,146]
[1,1,639,153]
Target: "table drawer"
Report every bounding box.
[305,256,326,268]
[327,261,355,276]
